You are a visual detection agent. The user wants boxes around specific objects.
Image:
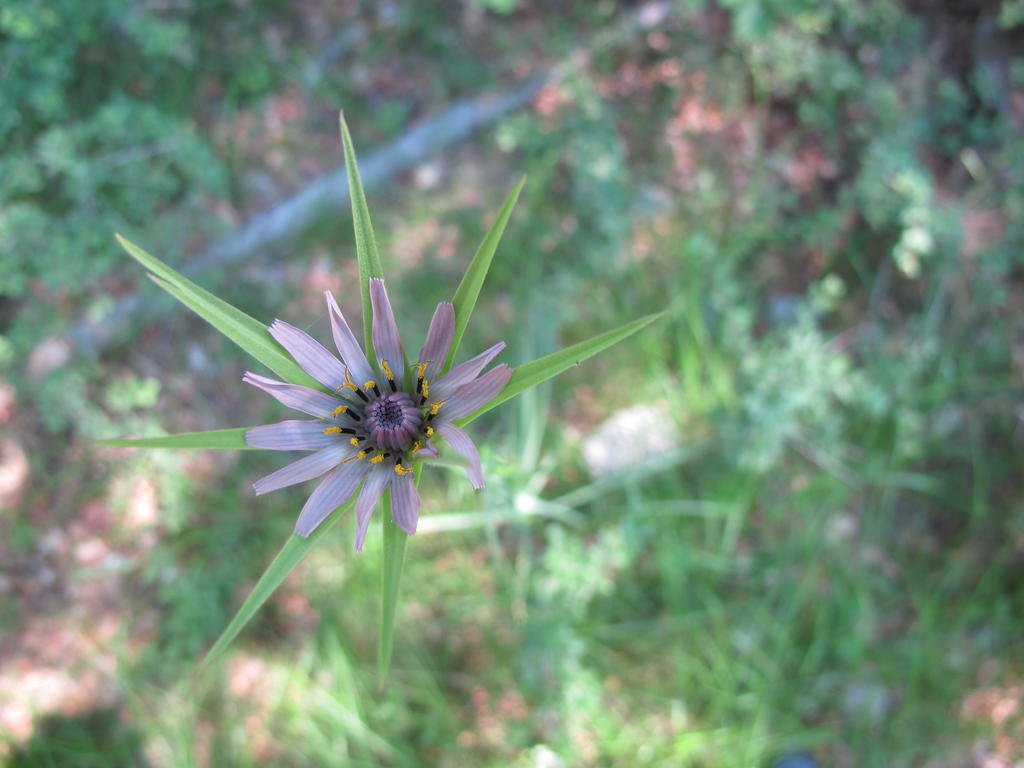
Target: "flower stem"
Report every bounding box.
[379,490,407,685]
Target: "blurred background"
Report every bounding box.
[2,0,1023,765]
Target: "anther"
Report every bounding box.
[341,450,367,465]
[369,454,384,464]
[415,362,429,401]
[337,369,369,401]
[381,360,398,392]
[363,380,381,398]
[332,404,348,418]
[394,463,413,476]
[336,369,357,393]
[323,426,342,435]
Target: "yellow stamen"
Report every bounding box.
[322,426,342,435]
[349,437,360,446]
[411,441,422,453]
[429,400,446,416]
[381,359,395,383]
[369,454,384,464]
[363,380,376,391]
[332,404,348,418]
[426,426,434,437]
[415,362,430,399]
[336,368,358,393]
[394,464,413,476]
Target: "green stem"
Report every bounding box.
[379,491,407,684]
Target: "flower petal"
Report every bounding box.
[431,341,506,400]
[354,466,391,551]
[293,460,367,537]
[325,290,375,384]
[418,302,455,380]
[389,471,420,535]
[243,372,344,420]
[439,364,513,420]
[370,278,406,385]
[245,420,339,451]
[435,422,485,489]
[252,443,352,495]
[269,319,346,390]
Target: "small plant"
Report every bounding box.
[102,114,662,678]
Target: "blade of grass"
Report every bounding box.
[444,176,526,372]
[115,234,319,389]
[459,311,666,425]
[202,498,355,668]
[97,428,254,450]
[339,113,385,353]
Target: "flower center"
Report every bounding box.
[364,391,423,452]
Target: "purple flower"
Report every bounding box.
[244,278,512,550]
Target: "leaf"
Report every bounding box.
[339,113,385,354]
[378,491,407,683]
[444,176,525,372]
[115,234,320,390]
[202,498,355,668]
[97,428,254,450]
[459,311,666,426]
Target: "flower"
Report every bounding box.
[243,278,512,550]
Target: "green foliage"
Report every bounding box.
[0,0,300,360]
[1,97,224,298]
[494,72,634,305]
